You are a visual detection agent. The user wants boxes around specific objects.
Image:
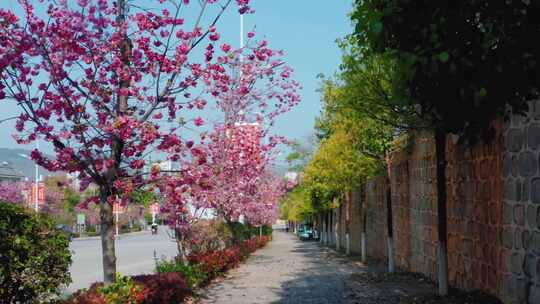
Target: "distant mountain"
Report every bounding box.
[0,148,57,180]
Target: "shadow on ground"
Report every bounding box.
[266,238,362,304]
[268,236,436,304]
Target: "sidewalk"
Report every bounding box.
[197,231,501,304]
[198,231,361,304]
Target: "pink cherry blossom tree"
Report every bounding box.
[204,40,299,226]
[0,181,27,204]
[161,40,299,243]
[0,0,251,283]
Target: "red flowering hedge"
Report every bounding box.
[132,272,191,304]
[64,236,270,304]
[61,273,189,304]
[187,235,271,284]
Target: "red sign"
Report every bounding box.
[113,203,124,215]
[150,203,159,214]
[30,182,45,206]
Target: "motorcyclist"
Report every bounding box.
[151,223,158,235]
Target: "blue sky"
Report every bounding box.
[0,1,353,154]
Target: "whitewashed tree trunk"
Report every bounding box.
[346,233,350,255]
[438,242,449,295]
[321,219,326,244]
[335,210,340,251]
[387,237,395,273]
[361,232,367,263]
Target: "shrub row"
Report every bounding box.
[187,235,271,283]
[63,235,271,304]
[227,222,273,242]
[0,202,72,303]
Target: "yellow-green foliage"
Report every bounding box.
[280,186,313,222]
[280,49,410,221]
[303,129,377,211]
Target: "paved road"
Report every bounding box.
[64,226,178,294]
[199,231,362,304]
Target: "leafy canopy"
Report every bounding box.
[351,0,540,136]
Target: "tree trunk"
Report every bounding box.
[335,207,340,251]
[386,177,395,273]
[176,228,187,264]
[435,128,449,296]
[326,211,330,245]
[97,0,129,285]
[100,193,117,284]
[361,185,367,263]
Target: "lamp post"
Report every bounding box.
[240,13,244,49]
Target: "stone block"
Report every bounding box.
[506,178,519,202]
[515,227,523,250]
[519,151,538,177]
[513,155,519,178]
[511,252,524,275]
[529,205,538,229]
[523,230,532,250]
[518,179,524,203]
[530,284,540,304]
[500,249,510,273]
[515,204,526,226]
[535,208,540,231]
[507,128,524,152]
[504,203,514,224]
[513,112,530,127]
[524,254,537,278]
[462,238,473,258]
[529,123,540,150]
[503,227,514,249]
[524,178,531,202]
[532,178,540,204]
[533,100,540,121]
[504,275,515,298]
[533,232,540,255]
[515,278,530,303]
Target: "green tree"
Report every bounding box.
[130,190,157,208]
[314,60,418,271]
[0,202,72,303]
[351,0,540,295]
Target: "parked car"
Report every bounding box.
[55,224,74,241]
[298,225,313,240]
[298,229,313,241]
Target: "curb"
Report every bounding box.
[72,229,151,241]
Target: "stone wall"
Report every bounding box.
[502,102,540,304]
[349,189,363,254]
[372,128,505,298]
[364,175,388,261]
[445,123,504,296]
[313,101,540,303]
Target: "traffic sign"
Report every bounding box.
[30,182,45,206]
[113,203,124,214]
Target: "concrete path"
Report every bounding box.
[198,231,362,304]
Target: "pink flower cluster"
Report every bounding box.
[0,182,27,204]
[1,0,296,232]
